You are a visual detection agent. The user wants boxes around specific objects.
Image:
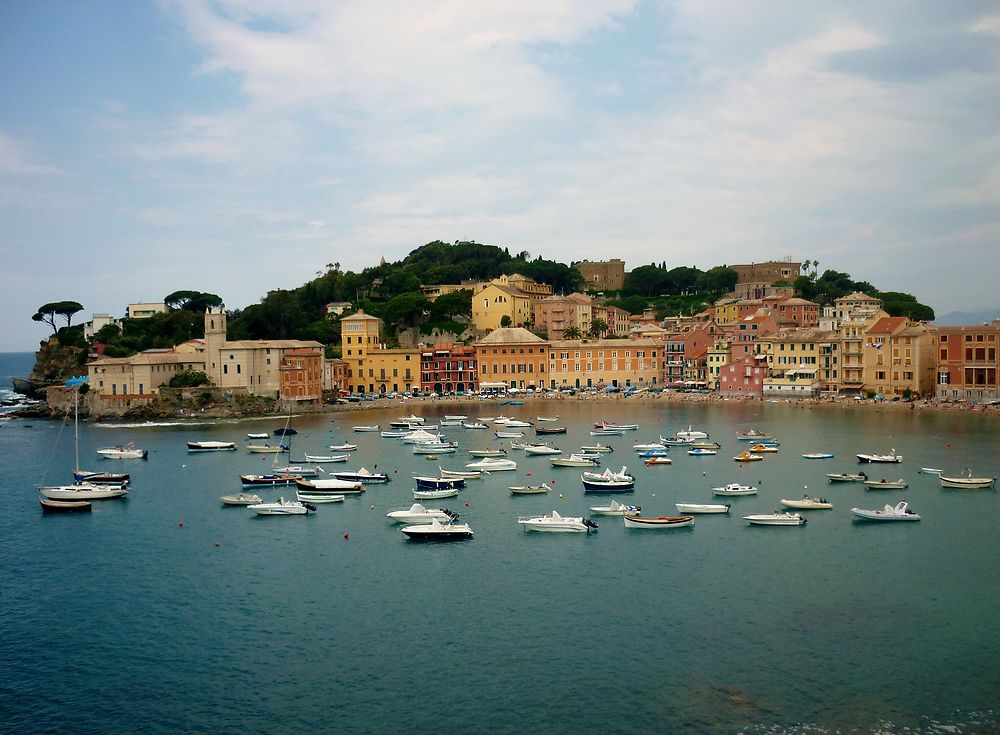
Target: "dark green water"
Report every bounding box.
[2,399,998,733]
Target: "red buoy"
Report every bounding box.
[178,521,184,527]
[343,532,350,539]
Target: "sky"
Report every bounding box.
[2,1,999,351]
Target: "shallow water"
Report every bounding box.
[2,399,998,733]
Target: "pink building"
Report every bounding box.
[731,311,780,360]
[718,354,769,397]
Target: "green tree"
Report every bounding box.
[562,326,582,339]
[430,289,472,320]
[589,319,608,338]
[382,292,429,330]
[168,370,212,388]
[499,315,513,328]
[33,301,84,334]
[165,291,223,312]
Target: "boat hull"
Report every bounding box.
[40,484,127,500]
[623,515,694,529]
[675,503,730,514]
[939,476,995,489]
[743,514,806,526]
[40,498,92,513]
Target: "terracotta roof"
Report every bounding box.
[868,317,908,334]
[341,310,381,322]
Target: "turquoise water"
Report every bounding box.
[2,400,998,733]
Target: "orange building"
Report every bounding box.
[279,348,323,402]
[935,322,1000,402]
[475,328,549,390]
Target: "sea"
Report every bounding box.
[0,351,36,412]
[1,395,998,734]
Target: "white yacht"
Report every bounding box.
[518,510,599,533]
[386,504,454,524]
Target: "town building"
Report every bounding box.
[706,338,732,390]
[279,348,324,402]
[475,328,549,390]
[830,292,889,394]
[340,310,419,394]
[756,327,838,397]
[83,313,121,340]
[934,321,1000,402]
[533,293,594,339]
[126,302,169,319]
[420,343,478,394]
[324,358,347,394]
[730,311,780,361]
[323,302,352,316]
[860,318,936,398]
[717,354,770,397]
[595,304,630,337]
[573,259,626,292]
[729,260,801,285]
[88,350,203,399]
[548,338,659,389]
[472,282,536,333]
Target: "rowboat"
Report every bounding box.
[220,493,263,506]
[743,513,806,526]
[352,425,379,432]
[296,492,345,504]
[827,472,867,482]
[39,498,92,513]
[468,448,507,458]
[863,478,909,490]
[247,444,287,454]
[675,503,730,514]
[304,453,350,463]
[623,515,694,529]
[780,495,833,509]
[938,471,995,489]
[509,483,551,495]
[535,426,567,435]
[413,487,460,499]
[438,467,483,479]
[328,443,358,451]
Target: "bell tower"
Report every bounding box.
[204,307,227,384]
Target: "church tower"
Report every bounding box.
[204,307,227,385]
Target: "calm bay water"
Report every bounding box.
[2,398,998,733]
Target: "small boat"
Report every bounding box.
[414,475,466,490]
[590,429,625,436]
[661,436,694,446]
[352,425,379,432]
[713,483,757,496]
[187,441,237,452]
[518,510,598,533]
[603,423,638,431]
[438,467,482,479]
[220,492,263,506]
[380,429,410,438]
[444,414,468,421]
[687,448,717,456]
[39,482,128,500]
[939,470,996,489]
[523,444,562,456]
[675,503,730,514]
[623,515,694,529]
[386,504,455,524]
[920,467,943,475]
[39,498,92,513]
[802,452,834,459]
[743,513,806,526]
[393,415,425,425]
[468,448,507,458]
[676,426,709,440]
[72,470,129,484]
[413,487,460,499]
[503,420,532,428]
[296,492,344,504]
[857,450,903,463]
[780,495,833,509]
[401,517,473,541]
[401,430,441,444]
[589,499,641,516]
[863,478,909,490]
[412,442,457,454]
[439,419,464,427]
[462,422,488,429]
[246,444,288,454]
[465,458,517,471]
[303,453,349,463]
[273,427,298,436]
[495,430,524,439]
[690,440,722,450]
[536,416,559,422]
[749,443,779,453]
[632,442,667,451]
[240,473,302,486]
[331,467,390,484]
[328,443,358,451]
[733,451,763,462]
[827,472,867,483]
[535,426,567,435]
[851,500,921,521]
[96,443,148,460]
[737,429,772,441]
[248,497,315,515]
[579,443,614,453]
[509,483,552,495]
[295,478,365,494]
[246,432,270,439]
[644,457,672,466]
[550,454,599,467]
[275,465,321,477]
[582,467,635,492]
[637,448,670,458]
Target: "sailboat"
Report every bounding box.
[39,377,129,502]
[239,412,303,486]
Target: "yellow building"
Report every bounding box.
[473,283,535,332]
[547,338,660,389]
[340,309,419,393]
[706,338,731,390]
[861,318,935,398]
[713,299,741,326]
[830,292,888,394]
[756,327,838,396]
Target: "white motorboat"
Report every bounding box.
[462,421,488,429]
[401,517,474,541]
[827,472,867,482]
[550,454,599,467]
[295,491,345,504]
[413,487,460,499]
[509,483,552,495]
[518,510,599,533]
[863,478,909,490]
[304,453,350,463]
[675,503,730,514]
[495,430,524,439]
[438,467,483,479]
[465,458,517,471]
[352,425,379,432]
[444,414,468,421]
[623,515,694,529]
[402,429,440,444]
[579,443,614,453]
[589,499,641,516]
[503,420,532,428]
[632,441,667,451]
[524,444,562,456]
[743,513,806,526]
[39,482,128,501]
[713,483,758,496]
[603,423,638,431]
[247,444,288,454]
[676,426,709,440]
[386,504,455,524]
[394,414,425,425]
[413,442,457,454]
[920,467,943,475]
[851,500,921,521]
[328,443,358,451]
[536,416,559,422]
[856,449,903,463]
[249,497,314,515]
[737,429,772,441]
[220,492,263,506]
[96,443,148,460]
[661,436,693,446]
[939,471,996,489]
[582,466,635,492]
[187,440,236,452]
[246,432,270,439]
[294,477,365,494]
[780,495,833,509]
[331,467,389,484]
[468,448,507,458]
[275,465,321,477]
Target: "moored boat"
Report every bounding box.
[413,486,460,499]
[675,502,730,514]
[509,483,552,495]
[857,450,903,463]
[401,517,473,541]
[550,454,600,468]
[579,443,614,453]
[96,443,148,460]
[523,444,562,456]
[713,483,757,496]
[438,467,482,479]
[733,451,764,462]
[248,497,315,515]
[247,444,288,454]
[535,426,567,435]
[72,470,130,484]
[220,492,263,506]
[386,504,454,524]
[296,492,345,504]
[589,499,641,516]
[294,477,365,494]
[39,498,92,513]
[802,452,834,459]
[644,456,672,465]
[780,495,833,509]
[938,471,996,489]
[749,443,779,453]
[468,448,507,458]
[827,472,867,482]
[851,500,921,521]
[352,425,379,432]
[737,428,772,441]
[39,482,128,500]
[743,513,806,526]
[687,448,717,456]
[863,478,909,490]
[623,514,694,529]
[240,473,302,486]
[518,510,598,533]
[187,440,237,452]
[414,475,466,490]
[331,467,389,484]
[303,453,350,463]
[465,457,517,471]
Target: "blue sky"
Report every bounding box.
[3,1,999,351]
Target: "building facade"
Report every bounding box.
[547,338,659,389]
[476,328,549,390]
[935,322,1000,402]
[573,259,626,291]
[420,343,478,394]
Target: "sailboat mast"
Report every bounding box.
[74,386,80,472]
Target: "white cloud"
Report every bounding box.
[0,131,63,176]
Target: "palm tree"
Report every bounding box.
[589,319,608,338]
[563,326,583,340]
